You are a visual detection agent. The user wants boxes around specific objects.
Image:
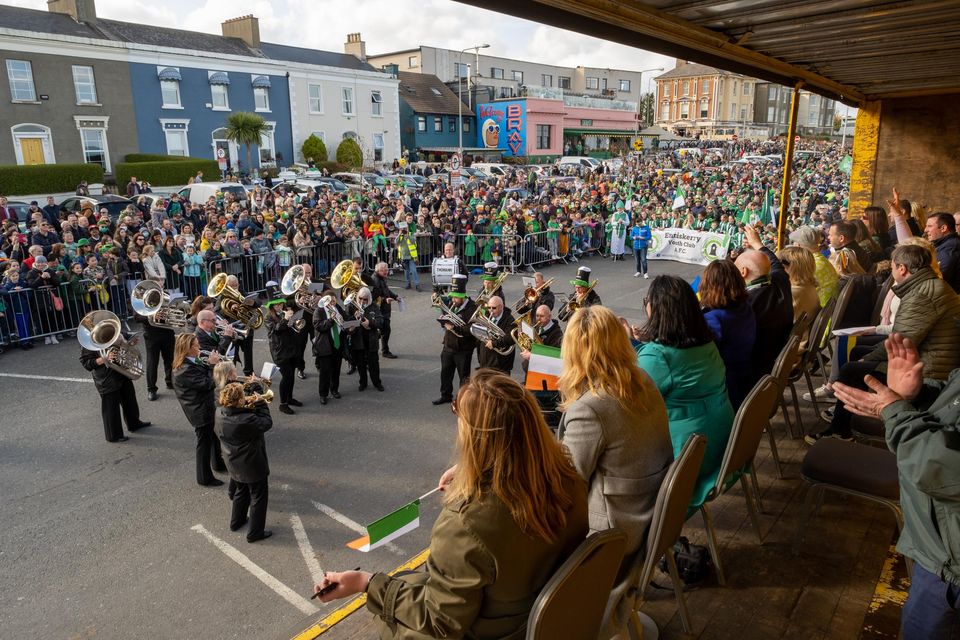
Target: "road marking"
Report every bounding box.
[0,372,93,383]
[191,524,319,616]
[312,501,404,555]
[290,548,431,640]
[291,514,325,585]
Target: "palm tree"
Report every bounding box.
[224,112,268,176]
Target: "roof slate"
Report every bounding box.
[397,71,470,116]
[656,62,739,80]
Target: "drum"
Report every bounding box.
[431,257,459,287]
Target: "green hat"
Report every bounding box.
[448,274,468,298]
[480,261,499,281]
[570,266,593,288]
[264,281,285,308]
[77,238,90,247]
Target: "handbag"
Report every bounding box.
[49,291,64,312]
[657,536,712,586]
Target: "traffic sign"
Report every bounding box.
[632,139,644,151]
[450,153,461,171]
[216,148,226,159]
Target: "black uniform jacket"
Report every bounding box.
[80,347,130,395]
[347,303,382,352]
[312,304,346,357]
[476,308,516,371]
[173,359,216,425]
[442,298,478,352]
[217,404,272,484]
[265,312,300,364]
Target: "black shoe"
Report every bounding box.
[114,436,130,442]
[319,397,328,405]
[21,342,33,350]
[165,381,174,389]
[279,404,295,415]
[230,518,248,532]
[347,366,356,375]
[331,391,341,399]
[405,284,412,290]
[147,391,158,401]
[137,421,152,429]
[297,370,306,380]
[382,352,397,359]
[288,398,303,407]
[416,286,422,292]
[432,397,452,405]
[213,465,227,473]
[200,479,225,487]
[247,530,273,543]
[358,384,367,391]
[374,383,384,391]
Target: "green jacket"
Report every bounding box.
[365,478,588,640]
[881,368,960,585]
[864,268,960,379]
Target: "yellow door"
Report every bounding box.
[20,138,45,165]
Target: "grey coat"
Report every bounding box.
[558,385,674,637]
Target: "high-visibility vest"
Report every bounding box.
[399,233,418,259]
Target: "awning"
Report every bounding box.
[252,75,271,88]
[563,128,637,137]
[157,67,181,81]
[419,147,504,153]
[208,72,231,85]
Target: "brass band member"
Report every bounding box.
[346,287,384,392]
[216,382,274,543]
[475,296,516,374]
[480,261,506,302]
[195,307,235,356]
[293,264,314,380]
[264,284,302,415]
[80,336,151,443]
[225,274,256,377]
[520,305,563,373]
[312,285,344,405]
[432,274,477,406]
[172,333,227,486]
[186,295,216,333]
[135,302,175,402]
[559,266,601,322]
[371,261,399,359]
[517,272,556,314]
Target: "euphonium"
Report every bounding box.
[431,292,467,337]
[78,310,144,380]
[281,265,320,311]
[131,280,189,331]
[330,259,364,299]
[468,307,515,356]
[510,312,541,352]
[208,272,264,329]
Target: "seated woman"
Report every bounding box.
[700,259,757,410]
[558,305,673,638]
[636,275,735,509]
[778,245,821,327]
[315,370,588,640]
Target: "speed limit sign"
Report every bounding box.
[450,153,461,171]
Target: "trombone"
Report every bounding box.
[514,277,554,314]
[557,279,598,322]
[477,271,509,306]
[208,273,264,329]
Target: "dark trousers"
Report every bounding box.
[354,349,381,387]
[144,333,175,393]
[278,361,296,404]
[195,422,225,485]
[439,347,473,400]
[901,562,960,640]
[233,333,254,376]
[316,354,342,398]
[229,478,269,541]
[380,315,392,354]
[830,359,885,436]
[296,323,313,372]
[100,379,141,442]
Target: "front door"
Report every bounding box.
[20,138,45,165]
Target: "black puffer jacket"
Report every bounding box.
[173,360,216,426]
[217,404,272,483]
[266,310,300,364]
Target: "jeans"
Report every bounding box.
[902,563,960,640]
[403,258,420,288]
[634,247,648,274]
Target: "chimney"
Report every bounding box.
[675,59,687,69]
[222,15,260,50]
[345,33,367,62]
[48,0,97,24]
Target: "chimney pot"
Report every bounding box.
[221,14,260,50]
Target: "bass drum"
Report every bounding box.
[431,257,460,288]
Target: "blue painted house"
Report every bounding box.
[396,71,475,162]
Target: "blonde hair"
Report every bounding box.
[447,369,582,543]
[830,247,865,276]
[778,246,817,287]
[219,382,244,408]
[213,361,238,389]
[558,305,652,412]
[912,202,928,228]
[172,333,198,369]
[899,236,941,277]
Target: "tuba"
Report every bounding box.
[468,307,515,356]
[514,277,554,313]
[330,260,364,300]
[131,280,189,331]
[78,310,144,380]
[208,273,264,329]
[431,292,467,337]
[557,279,598,322]
[281,265,320,311]
[510,312,541,352]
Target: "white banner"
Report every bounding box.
[648,228,729,266]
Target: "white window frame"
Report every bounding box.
[664,83,671,97]
[308,84,323,114]
[408,55,419,68]
[161,80,182,109]
[311,131,326,145]
[702,80,710,94]
[433,116,442,132]
[78,125,110,172]
[341,86,355,115]
[254,86,270,112]
[72,65,98,105]
[210,83,229,111]
[680,103,689,119]
[371,90,382,117]
[10,123,55,165]
[586,76,599,90]
[700,99,709,119]
[372,132,384,161]
[541,74,552,87]
[417,116,426,132]
[463,118,471,133]
[6,59,37,103]
[512,70,523,83]
[454,63,468,78]
[731,103,737,119]
[683,80,690,96]
[491,67,504,80]
[660,102,670,121]
[259,122,277,167]
[618,79,631,92]
[742,82,750,96]
[160,119,190,157]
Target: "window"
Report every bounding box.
[512,70,523,83]
[680,103,689,119]
[308,84,323,113]
[448,117,456,132]
[454,62,469,78]
[341,87,354,115]
[767,106,776,121]
[558,76,571,89]
[161,80,181,108]
[740,106,748,120]
[72,66,97,104]
[254,87,270,112]
[6,60,36,102]
[408,55,419,68]
[810,94,819,107]
[601,77,608,91]
[769,85,779,99]
[731,103,737,119]
[808,110,818,125]
[417,116,426,132]
[211,83,229,110]
[371,91,382,116]
[311,131,326,144]
[430,87,442,96]
[699,99,709,118]
[663,83,670,97]
[742,82,750,96]
[491,67,504,79]
[536,124,551,150]
[372,133,384,162]
[619,79,631,92]
[433,117,442,132]
[80,127,108,170]
[541,74,552,87]
[702,80,709,94]
[682,80,689,96]
[463,118,471,133]
[259,127,276,166]
[164,130,188,157]
[586,77,599,90]
[660,102,670,120]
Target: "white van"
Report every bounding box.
[556,156,601,170]
[470,163,513,178]
[178,182,249,205]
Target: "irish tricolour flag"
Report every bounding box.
[525,344,563,391]
[346,488,440,553]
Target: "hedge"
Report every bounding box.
[301,134,328,163]
[114,158,219,187]
[336,138,364,169]
[0,163,103,196]
[123,153,195,163]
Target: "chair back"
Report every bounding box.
[869,275,894,326]
[804,296,836,364]
[709,375,780,499]
[769,335,802,402]
[526,529,627,640]
[829,278,858,333]
[637,435,708,591]
[788,311,810,345]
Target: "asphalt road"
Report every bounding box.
[0,255,700,640]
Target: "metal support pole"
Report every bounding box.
[777,82,803,251]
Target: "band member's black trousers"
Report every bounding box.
[144,333,174,393]
[229,478,269,541]
[278,361,296,404]
[296,324,313,373]
[233,333,254,376]
[316,354,342,398]
[195,422,226,484]
[380,315,392,354]
[354,350,381,387]
[101,379,141,442]
[439,347,473,401]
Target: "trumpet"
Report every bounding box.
[514,278,554,313]
[242,389,274,408]
[198,350,219,365]
[557,279,598,322]
[208,273,264,329]
[431,292,467,337]
[216,316,248,339]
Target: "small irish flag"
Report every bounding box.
[346,488,439,553]
[525,344,563,391]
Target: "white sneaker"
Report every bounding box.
[802,384,834,402]
[643,273,650,279]
[44,336,52,345]
[634,272,641,278]
[50,335,59,344]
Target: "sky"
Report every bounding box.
[5,0,675,92]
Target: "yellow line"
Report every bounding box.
[291,548,431,640]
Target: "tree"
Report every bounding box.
[224,112,268,175]
[301,134,328,164]
[638,92,655,127]
[336,137,364,169]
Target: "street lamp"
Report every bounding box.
[635,66,664,133]
[458,44,490,170]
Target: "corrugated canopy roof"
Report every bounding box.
[453,0,960,105]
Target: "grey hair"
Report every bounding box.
[374,261,388,271]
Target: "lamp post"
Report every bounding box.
[458,44,489,169]
[635,67,664,133]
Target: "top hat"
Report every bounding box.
[570,266,593,288]
[449,274,469,298]
[264,281,285,308]
[481,261,500,281]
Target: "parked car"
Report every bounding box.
[470,163,513,178]
[58,195,134,222]
[556,156,601,170]
[6,200,33,229]
[177,182,249,206]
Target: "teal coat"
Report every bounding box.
[636,341,735,508]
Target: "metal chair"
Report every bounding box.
[869,275,894,326]
[526,529,627,640]
[789,297,837,424]
[695,375,781,586]
[630,434,707,637]
[767,335,803,476]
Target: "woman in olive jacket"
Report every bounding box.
[315,370,588,640]
[172,333,227,486]
[216,382,273,543]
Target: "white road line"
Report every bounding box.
[0,372,93,383]
[290,514,325,585]
[312,501,404,556]
[190,524,319,615]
